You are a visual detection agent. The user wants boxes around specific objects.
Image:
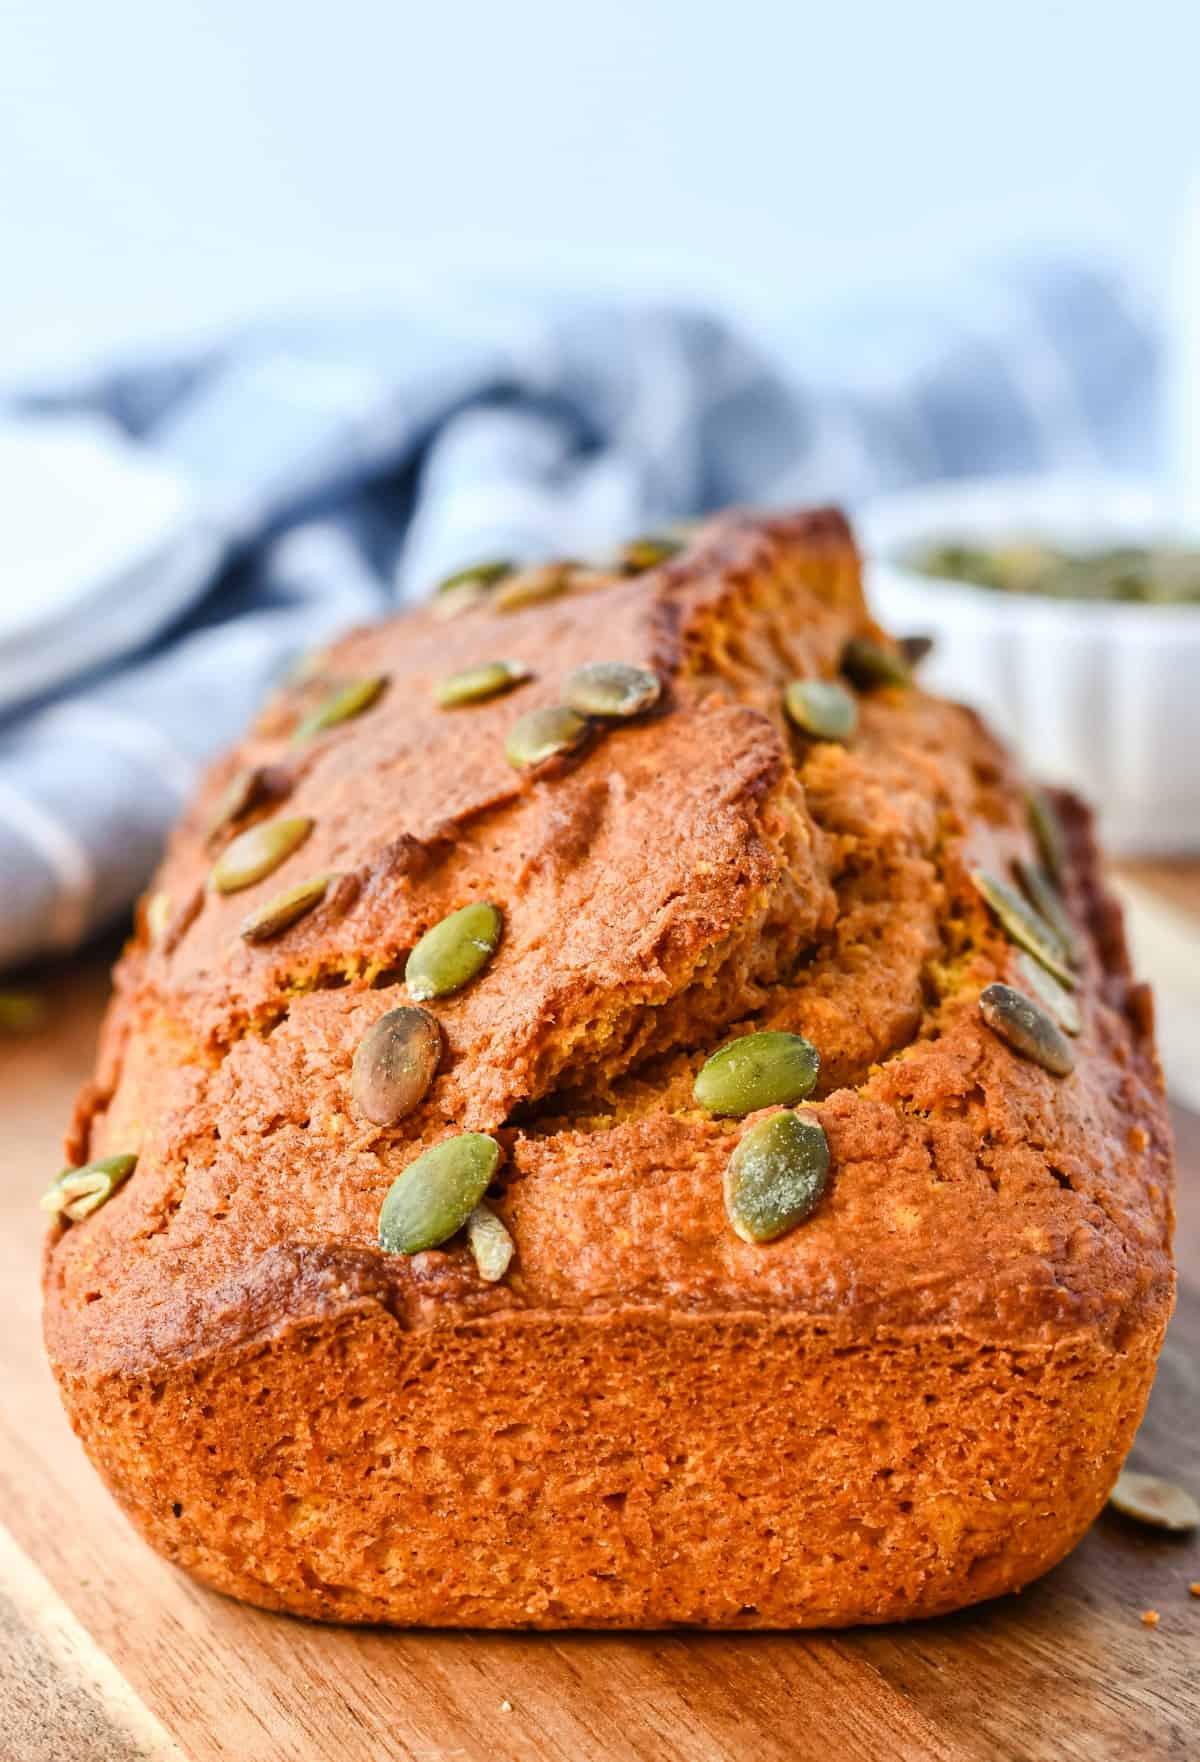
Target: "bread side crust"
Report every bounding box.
[58,1301,1165,1628]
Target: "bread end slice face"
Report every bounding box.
[56,1294,1166,1627]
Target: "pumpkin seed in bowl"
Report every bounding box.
[909,539,1200,604]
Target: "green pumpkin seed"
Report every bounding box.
[840,636,913,690]
[492,562,574,612]
[434,658,532,708]
[145,891,172,943]
[1108,1470,1200,1533]
[405,901,503,1001]
[694,1031,820,1118]
[618,534,684,572]
[351,1006,443,1125]
[206,764,271,843]
[1012,951,1082,1037]
[1015,857,1080,966]
[1027,786,1067,882]
[978,982,1075,1076]
[504,705,591,769]
[211,816,314,894]
[239,873,330,943]
[466,1203,515,1282]
[783,679,859,742]
[378,1133,502,1254]
[563,661,661,719]
[898,633,935,668]
[291,675,387,743]
[970,870,1076,989]
[40,1153,137,1222]
[431,581,490,621]
[0,991,43,1034]
[724,1110,830,1244]
[435,559,514,596]
[565,566,618,594]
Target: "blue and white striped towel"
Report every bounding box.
[0,261,1160,970]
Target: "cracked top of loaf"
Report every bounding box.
[44,509,1174,1379]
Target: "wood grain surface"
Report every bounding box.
[2,869,1198,1762]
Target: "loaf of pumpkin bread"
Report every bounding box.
[42,509,1174,1627]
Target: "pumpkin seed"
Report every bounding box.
[351,1006,443,1125]
[724,1110,830,1244]
[40,1153,137,1222]
[434,658,532,708]
[378,1133,502,1254]
[239,873,330,943]
[291,675,387,743]
[504,705,591,769]
[1027,786,1067,882]
[562,567,614,594]
[405,901,503,1001]
[783,679,859,742]
[563,661,661,719]
[1015,857,1080,966]
[694,1031,820,1118]
[618,535,684,572]
[1108,1470,1200,1533]
[1013,951,1082,1037]
[206,765,271,843]
[145,891,172,943]
[492,563,573,612]
[970,870,1076,988]
[432,580,490,621]
[912,537,1200,604]
[0,991,43,1033]
[898,633,935,668]
[840,636,912,690]
[211,816,314,894]
[978,982,1075,1076]
[435,559,514,596]
[466,1203,515,1282]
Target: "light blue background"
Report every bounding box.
[2,0,1198,377]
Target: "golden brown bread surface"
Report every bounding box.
[43,509,1175,1627]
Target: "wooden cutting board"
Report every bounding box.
[3,866,1198,1762]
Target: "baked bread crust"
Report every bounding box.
[43,509,1175,1627]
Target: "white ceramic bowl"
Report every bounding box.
[860,476,1200,854]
